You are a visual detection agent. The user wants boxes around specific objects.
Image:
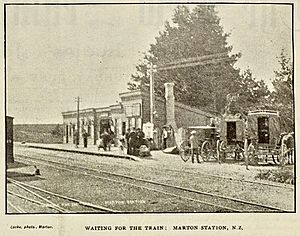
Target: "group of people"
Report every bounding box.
[125,127,146,156]
[97,130,115,151]
[80,126,200,162]
[73,130,89,148]
[96,127,148,156]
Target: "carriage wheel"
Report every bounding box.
[201,141,212,162]
[272,154,281,165]
[247,144,258,165]
[278,143,289,166]
[218,141,227,162]
[179,141,191,162]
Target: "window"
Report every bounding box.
[136,118,142,129]
[131,117,136,128]
[122,122,126,135]
[87,125,91,136]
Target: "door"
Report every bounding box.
[122,122,126,136]
[258,117,269,144]
[99,119,110,135]
[65,125,68,143]
[226,122,236,145]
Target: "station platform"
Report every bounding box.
[16,142,141,161]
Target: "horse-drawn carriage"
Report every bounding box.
[218,113,245,162]
[178,110,294,166]
[246,110,293,165]
[178,125,220,162]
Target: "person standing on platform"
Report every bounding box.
[125,128,131,155]
[101,130,110,151]
[97,136,104,151]
[162,126,168,149]
[129,127,137,156]
[107,130,114,151]
[82,130,88,148]
[136,128,145,150]
[74,130,79,148]
[190,130,200,163]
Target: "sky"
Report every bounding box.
[6,4,292,124]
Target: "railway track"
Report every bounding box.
[14,153,287,213]
[18,147,293,190]
[7,200,26,213]
[7,177,118,214]
[162,166,294,190]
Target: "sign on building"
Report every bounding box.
[143,122,154,139]
[125,103,141,117]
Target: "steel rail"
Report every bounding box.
[162,167,294,190]
[8,178,119,213]
[16,157,239,212]
[16,150,293,190]
[16,154,287,212]
[9,181,70,213]
[7,199,26,213]
[7,190,65,213]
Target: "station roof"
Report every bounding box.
[248,110,279,116]
[188,125,216,130]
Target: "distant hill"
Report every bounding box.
[13,124,63,144]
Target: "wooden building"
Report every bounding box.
[6,116,14,163]
[62,83,218,149]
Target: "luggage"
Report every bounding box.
[139,145,151,157]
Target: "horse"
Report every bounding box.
[281,132,294,165]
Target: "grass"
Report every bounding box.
[255,165,295,184]
[13,124,63,144]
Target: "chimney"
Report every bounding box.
[164,83,177,131]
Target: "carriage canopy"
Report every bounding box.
[220,113,245,144]
[247,110,280,145]
[188,126,218,140]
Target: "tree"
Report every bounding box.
[225,69,271,115]
[128,5,241,113]
[271,49,294,132]
[51,124,63,136]
[128,56,151,91]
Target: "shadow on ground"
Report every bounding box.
[6,172,45,182]
[6,161,29,169]
[6,161,45,182]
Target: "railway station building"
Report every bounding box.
[62,83,218,149]
[6,116,14,163]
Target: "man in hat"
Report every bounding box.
[190,130,200,163]
[82,129,88,148]
[136,128,145,149]
[162,126,168,149]
[125,128,131,154]
[100,130,110,151]
[74,130,79,148]
[129,127,137,156]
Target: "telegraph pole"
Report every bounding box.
[75,96,81,147]
[149,63,154,124]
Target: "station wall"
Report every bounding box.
[62,86,218,148]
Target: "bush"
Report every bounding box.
[255,166,294,184]
[14,124,63,144]
[51,124,63,136]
